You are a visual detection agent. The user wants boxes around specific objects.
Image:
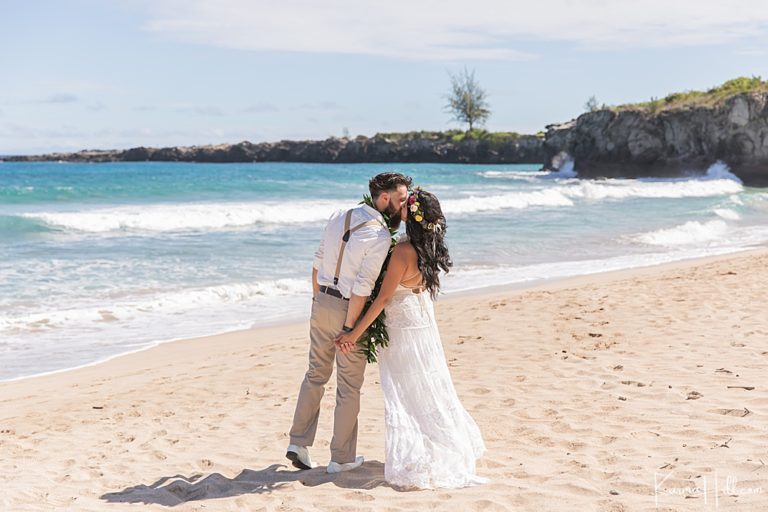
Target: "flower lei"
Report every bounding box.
[357,194,399,363]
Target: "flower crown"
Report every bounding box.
[407,187,441,232]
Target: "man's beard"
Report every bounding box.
[385,201,402,230]
[387,214,402,230]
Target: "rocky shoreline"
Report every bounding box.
[543,91,768,186]
[1,132,546,165]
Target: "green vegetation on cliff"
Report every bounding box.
[371,129,533,152]
[373,129,524,143]
[373,130,463,140]
[613,76,768,113]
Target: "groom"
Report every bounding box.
[287,172,412,473]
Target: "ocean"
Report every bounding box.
[2,160,767,382]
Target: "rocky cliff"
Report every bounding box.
[543,92,768,186]
[2,132,546,165]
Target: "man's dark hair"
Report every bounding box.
[368,172,412,200]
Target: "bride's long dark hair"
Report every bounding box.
[405,189,452,299]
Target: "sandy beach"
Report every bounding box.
[2,249,767,511]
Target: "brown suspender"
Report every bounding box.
[333,209,383,286]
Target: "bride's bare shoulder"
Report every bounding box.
[393,240,417,260]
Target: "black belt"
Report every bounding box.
[318,285,349,301]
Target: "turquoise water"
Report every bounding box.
[2,161,767,381]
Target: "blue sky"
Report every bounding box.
[3,0,768,154]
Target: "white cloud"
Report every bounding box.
[164,103,228,116]
[242,101,344,113]
[32,80,115,92]
[0,123,88,139]
[297,101,343,111]
[243,102,279,113]
[734,47,768,56]
[193,105,226,116]
[134,0,768,60]
[41,93,79,104]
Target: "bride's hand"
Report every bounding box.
[334,332,358,354]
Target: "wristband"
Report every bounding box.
[342,325,354,333]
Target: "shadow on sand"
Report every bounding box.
[101,461,390,506]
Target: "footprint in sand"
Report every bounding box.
[469,499,511,511]
[531,436,556,447]
[708,408,751,417]
[116,432,136,443]
[343,491,374,502]
[629,431,661,439]
[620,380,647,387]
[482,459,505,469]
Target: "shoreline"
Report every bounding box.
[448,245,768,300]
[3,245,765,387]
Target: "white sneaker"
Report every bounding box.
[286,444,316,470]
[326,455,364,474]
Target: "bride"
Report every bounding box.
[335,187,487,489]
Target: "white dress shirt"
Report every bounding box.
[313,204,392,299]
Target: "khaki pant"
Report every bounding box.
[289,292,367,463]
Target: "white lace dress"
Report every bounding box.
[379,283,487,489]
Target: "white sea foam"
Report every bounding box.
[560,178,742,201]
[705,161,742,182]
[445,176,743,216]
[477,170,551,181]
[0,278,311,334]
[477,160,576,181]
[713,208,741,220]
[629,220,729,246]
[443,189,574,213]
[462,171,744,215]
[730,195,745,206]
[17,173,747,234]
[21,201,340,233]
[744,192,768,212]
[557,158,578,178]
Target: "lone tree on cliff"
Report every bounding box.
[584,95,599,112]
[444,68,491,131]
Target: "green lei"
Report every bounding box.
[358,195,399,363]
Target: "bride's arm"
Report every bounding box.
[334,244,409,351]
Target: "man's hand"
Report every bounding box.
[334,332,358,354]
